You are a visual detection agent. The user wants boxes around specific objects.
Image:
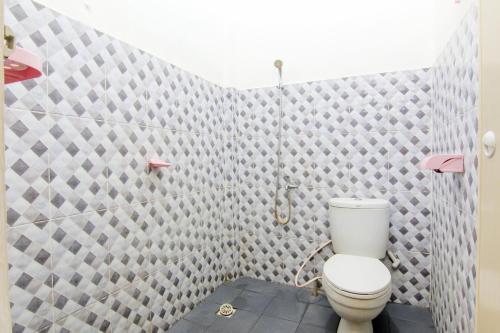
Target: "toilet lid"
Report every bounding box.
[323,254,391,295]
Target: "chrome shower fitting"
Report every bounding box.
[272,59,296,225]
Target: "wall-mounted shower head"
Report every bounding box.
[274,59,283,77]
[274,59,283,70]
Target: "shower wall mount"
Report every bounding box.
[3,25,42,84]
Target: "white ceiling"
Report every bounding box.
[35,0,474,89]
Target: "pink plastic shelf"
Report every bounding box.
[4,47,42,84]
[421,154,464,173]
[148,159,173,169]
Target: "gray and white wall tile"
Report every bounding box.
[5,1,229,331]
[430,2,479,332]
[236,68,432,306]
[5,109,50,227]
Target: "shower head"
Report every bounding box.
[274,59,283,70]
[274,59,283,79]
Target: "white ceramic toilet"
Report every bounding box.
[323,198,392,333]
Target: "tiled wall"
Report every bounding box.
[4,0,239,331]
[4,0,481,331]
[430,3,479,333]
[236,70,433,306]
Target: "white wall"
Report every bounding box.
[229,0,435,89]
[433,0,475,57]
[34,0,470,89]
[35,0,233,86]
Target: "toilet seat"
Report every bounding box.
[323,254,391,296]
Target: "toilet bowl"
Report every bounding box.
[323,254,392,333]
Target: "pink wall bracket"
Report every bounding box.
[4,47,42,84]
[421,154,464,173]
[148,159,173,169]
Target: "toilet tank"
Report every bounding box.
[329,198,390,259]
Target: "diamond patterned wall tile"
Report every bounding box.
[240,231,283,282]
[311,132,351,189]
[431,3,479,332]
[237,67,433,306]
[53,297,110,333]
[105,277,150,333]
[4,109,50,226]
[105,204,150,293]
[388,130,431,192]
[281,134,315,187]
[388,191,431,253]
[51,211,109,321]
[46,13,107,119]
[281,188,316,241]
[149,198,181,271]
[49,115,108,217]
[349,99,388,133]
[280,237,317,286]
[105,39,149,125]
[7,221,54,333]
[282,84,315,135]
[107,122,149,207]
[387,251,430,307]
[239,183,281,237]
[348,130,390,192]
[5,0,49,112]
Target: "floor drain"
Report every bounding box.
[217,303,236,318]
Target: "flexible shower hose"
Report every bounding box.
[274,188,292,225]
[294,240,333,288]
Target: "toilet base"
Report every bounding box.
[337,318,373,333]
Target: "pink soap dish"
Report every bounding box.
[4,47,42,84]
[148,159,173,169]
[420,154,464,173]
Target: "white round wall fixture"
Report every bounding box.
[483,131,496,158]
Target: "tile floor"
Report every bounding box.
[168,277,436,333]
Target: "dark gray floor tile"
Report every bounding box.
[224,277,257,289]
[296,290,330,306]
[232,290,274,314]
[249,316,298,333]
[242,278,283,296]
[296,323,332,333]
[273,285,301,301]
[386,303,433,324]
[391,317,436,333]
[264,297,308,322]
[204,285,243,305]
[373,309,391,333]
[301,304,340,330]
[168,319,205,333]
[208,309,260,333]
[184,302,219,328]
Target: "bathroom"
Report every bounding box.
[0,0,499,332]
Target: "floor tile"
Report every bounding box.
[273,285,301,301]
[168,319,205,333]
[241,278,283,296]
[296,323,332,333]
[208,309,260,333]
[232,290,274,314]
[300,304,340,330]
[249,316,298,333]
[391,317,436,333]
[373,309,392,333]
[184,302,219,328]
[386,303,433,324]
[204,285,243,305]
[296,290,330,306]
[264,297,308,322]
[224,277,257,289]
